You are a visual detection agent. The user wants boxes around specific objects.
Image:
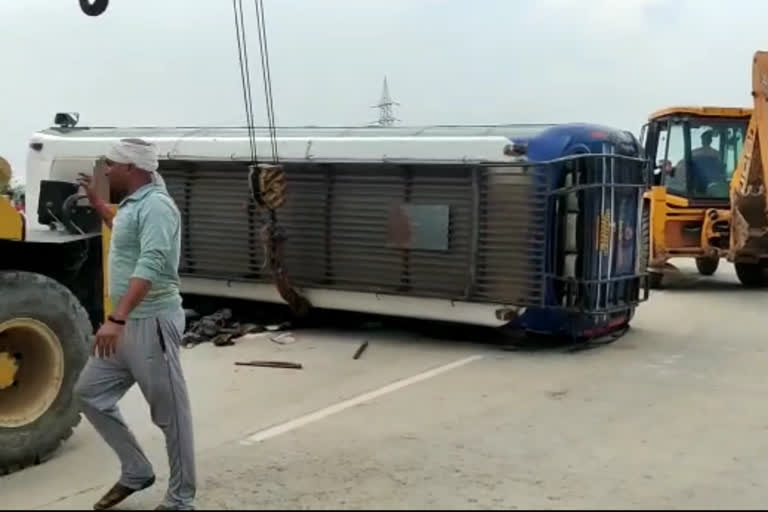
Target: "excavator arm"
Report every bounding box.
[729,51,768,261]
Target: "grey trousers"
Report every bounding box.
[75,307,196,510]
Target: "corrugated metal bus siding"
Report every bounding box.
[161,161,548,307]
[408,169,473,297]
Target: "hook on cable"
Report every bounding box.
[79,0,109,16]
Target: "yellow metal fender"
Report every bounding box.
[646,185,668,267]
[0,195,24,241]
[101,206,117,323]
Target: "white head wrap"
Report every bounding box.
[105,138,166,188]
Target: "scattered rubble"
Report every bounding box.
[182,308,266,348]
[269,332,297,345]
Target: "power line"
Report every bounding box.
[372,76,400,127]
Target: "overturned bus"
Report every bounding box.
[24,121,649,341]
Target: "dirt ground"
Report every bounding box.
[2,260,766,510]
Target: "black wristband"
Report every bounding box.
[108,315,126,325]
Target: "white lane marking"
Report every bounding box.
[240,354,484,445]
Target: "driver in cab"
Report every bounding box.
[692,130,720,160]
[665,129,725,195]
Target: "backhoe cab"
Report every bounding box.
[642,107,750,285]
[641,50,768,288]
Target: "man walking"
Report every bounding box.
[75,138,196,510]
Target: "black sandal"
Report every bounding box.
[93,475,156,510]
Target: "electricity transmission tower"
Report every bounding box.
[371,76,400,127]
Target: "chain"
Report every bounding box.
[249,164,311,317]
[232,1,310,317]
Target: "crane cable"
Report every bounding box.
[254,0,279,164]
[231,0,258,163]
[231,0,310,316]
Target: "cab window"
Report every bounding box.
[687,120,746,199]
[724,126,744,177]
[650,123,669,186]
[656,117,747,200]
[664,123,687,196]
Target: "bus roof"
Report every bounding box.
[38,123,557,140]
[29,121,636,165]
[30,123,559,165]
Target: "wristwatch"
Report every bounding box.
[107,315,126,325]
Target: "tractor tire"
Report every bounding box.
[0,271,92,475]
[735,262,768,288]
[641,201,664,289]
[695,257,719,276]
[640,201,650,274]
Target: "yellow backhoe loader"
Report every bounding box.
[641,51,768,288]
[0,158,108,474]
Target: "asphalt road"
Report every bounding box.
[2,260,766,510]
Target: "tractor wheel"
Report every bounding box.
[695,257,719,276]
[735,262,768,288]
[640,201,650,273]
[648,271,664,289]
[641,201,663,289]
[0,271,91,474]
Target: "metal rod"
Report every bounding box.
[606,144,616,311]
[596,148,606,311]
[353,341,369,360]
[635,167,645,276]
[235,360,303,369]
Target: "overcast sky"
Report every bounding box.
[1,0,766,179]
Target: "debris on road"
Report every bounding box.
[235,360,303,370]
[353,340,369,360]
[547,389,569,400]
[184,308,201,322]
[182,308,265,348]
[269,332,297,345]
[266,321,292,332]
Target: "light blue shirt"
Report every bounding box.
[108,183,183,319]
